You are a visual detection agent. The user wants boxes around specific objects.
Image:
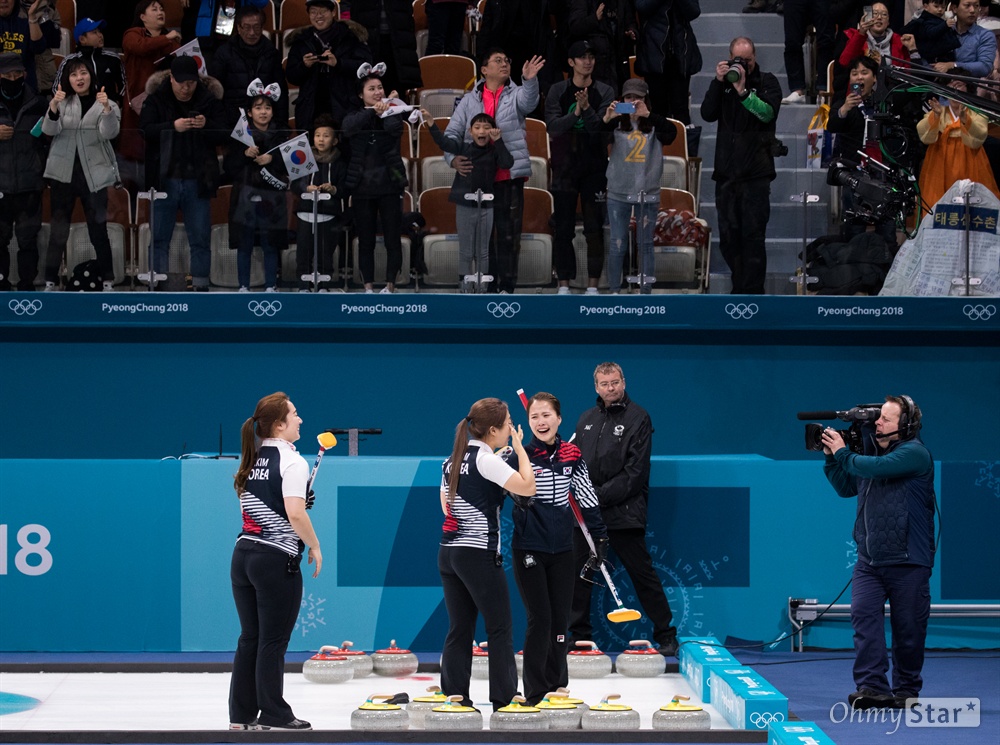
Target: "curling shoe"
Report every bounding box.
[848,688,895,710]
[229,720,260,731]
[258,718,312,731]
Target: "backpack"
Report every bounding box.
[68,260,104,291]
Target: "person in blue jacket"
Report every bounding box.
[821,394,936,711]
[509,391,607,706]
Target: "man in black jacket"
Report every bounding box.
[570,362,678,656]
[212,5,288,126]
[0,52,47,290]
[701,36,782,295]
[52,18,126,106]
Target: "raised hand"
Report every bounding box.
[488,127,501,141]
[522,55,545,81]
[50,84,65,113]
[574,88,590,114]
[96,86,110,111]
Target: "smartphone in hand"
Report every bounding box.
[615,102,636,114]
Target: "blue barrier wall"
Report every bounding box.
[1,456,997,653]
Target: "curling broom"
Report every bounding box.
[305,431,338,508]
[516,388,641,623]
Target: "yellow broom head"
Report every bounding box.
[606,607,642,623]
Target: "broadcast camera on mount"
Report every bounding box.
[827,156,915,224]
[797,405,885,454]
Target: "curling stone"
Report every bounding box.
[580,694,640,731]
[406,686,449,729]
[471,641,489,680]
[333,640,373,677]
[535,691,583,730]
[615,639,667,678]
[424,695,483,731]
[350,694,410,731]
[491,696,549,731]
[652,695,712,730]
[371,639,419,677]
[515,649,524,677]
[567,640,612,678]
[302,647,355,684]
[553,688,589,710]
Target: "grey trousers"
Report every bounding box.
[456,203,493,287]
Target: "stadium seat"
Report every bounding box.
[418,186,461,287]
[653,187,710,292]
[525,117,549,189]
[517,187,553,286]
[417,54,477,93]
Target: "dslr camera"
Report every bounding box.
[801,405,883,454]
[724,57,749,84]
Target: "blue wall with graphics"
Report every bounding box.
[1,456,997,653]
[1,295,998,652]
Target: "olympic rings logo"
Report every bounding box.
[963,304,996,321]
[487,301,521,319]
[8,299,42,316]
[749,711,785,728]
[248,300,282,317]
[725,302,759,320]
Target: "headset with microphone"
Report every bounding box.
[878,394,921,440]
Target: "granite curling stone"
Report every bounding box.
[371,639,419,677]
[423,695,483,731]
[333,640,373,677]
[406,686,449,729]
[580,694,640,730]
[471,640,490,680]
[301,646,354,684]
[534,692,582,730]
[350,694,410,731]
[490,696,550,731]
[652,695,711,730]
[567,640,612,678]
[615,639,666,677]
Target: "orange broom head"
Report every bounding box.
[317,432,338,449]
[607,607,642,623]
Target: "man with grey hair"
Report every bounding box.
[701,36,782,294]
[570,362,678,656]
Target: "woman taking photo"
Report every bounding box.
[41,61,121,291]
[439,398,535,712]
[230,392,320,732]
[511,392,607,706]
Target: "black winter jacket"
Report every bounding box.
[53,47,127,106]
[700,64,782,183]
[0,84,47,195]
[341,108,408,196]
[427,122,513,206]
[635,0,702,78]
[574,391,654,530]
[350,0,423,92]
[212,36,289,126]
[566,0,637,92]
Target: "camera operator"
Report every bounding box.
[700,37,782,295]
[820,395,936,711]
[827,55,901,251]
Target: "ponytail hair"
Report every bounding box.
[446,398,509,502]
[234,391,291,496]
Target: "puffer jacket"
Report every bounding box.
[0,84,47,195]
[350,0,423,91]
[824,426,936,568]
[442,75,539,179]
[573,391,654,531]
[42,96,121,191]
[341,107,408,196]
[635,0,702,78]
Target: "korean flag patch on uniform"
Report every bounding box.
[563,467,573,476]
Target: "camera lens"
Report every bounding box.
[724,68,741,84]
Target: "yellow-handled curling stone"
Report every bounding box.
[424,695,483,731]
[652,695,711,730]
[406,686,448,729]
[490,696,549,731]
[535,691,583,730]
[350,693,410,731]
[580,694,640,730]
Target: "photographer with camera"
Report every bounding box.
[819,395,936,711]
[700,37,782,295]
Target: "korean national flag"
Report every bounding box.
[230,108,255,147]
[279,135,317,178]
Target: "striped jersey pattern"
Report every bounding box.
[441,440,516,552]
[238,439,309,556]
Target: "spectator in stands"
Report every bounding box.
[700,37,781,295]
[0,52,47,291]
[420,109,514,292]
[0,0,46,92]
[53,19,127,107]
[352,0,423,100]
[294,114,348,292]
[634,0,701,124]
[782,0,836,104]
[341,64,408,294]
[285,0,372,131]
[223,80,289,292]
[212,5,288,125]
[838,2,909,68]
[827,56,899,249]
[22,0,60,93]
[901,0,961,65]
[602,78,676,294]
[77,1,126,48]
[478,0,551,85]
[42,60,122,292]
[941,0,998,76]
[121,1,182,165]
[545,40,614,295]
[916,70,1000,208]
[139,55,227,291]
[425,0,472,56]
[444,49,544,294]
[566,0,637,95]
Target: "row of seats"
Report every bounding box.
[7,185,708,291]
